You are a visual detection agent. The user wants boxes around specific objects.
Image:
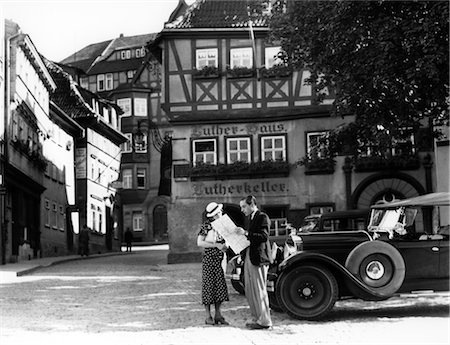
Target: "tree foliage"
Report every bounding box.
[269,0,449,158]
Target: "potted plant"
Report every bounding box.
[193,66,220,79]
[226,65,256,79]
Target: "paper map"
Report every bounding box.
[211,214,250,253]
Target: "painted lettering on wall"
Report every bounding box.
[191,123,286,138]
[191,181,288,196]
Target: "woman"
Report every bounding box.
[197,202,229,325]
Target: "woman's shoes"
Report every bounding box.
[205,317,215,325]
[214,316,229,325]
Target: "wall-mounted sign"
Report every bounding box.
[191,180,288,196]
[191,123,287,138]
[75,148,86,179]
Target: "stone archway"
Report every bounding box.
[351,172,426,210]
[350,172,431,233]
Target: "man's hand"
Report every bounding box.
[235,227,248,236]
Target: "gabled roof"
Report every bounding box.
[59,33,157,74]
[164,0,270,29]
[60,40,112,73]
[87,58,145,75]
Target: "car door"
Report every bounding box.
[438,238,449,278]
[393,239,440,279]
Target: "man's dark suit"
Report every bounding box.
[242,210,273,327]
[244,210,272,266]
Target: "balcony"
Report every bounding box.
[189,160,290,181]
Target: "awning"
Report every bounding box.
[371,192,450,209]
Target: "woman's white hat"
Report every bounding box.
[206,202,223,218]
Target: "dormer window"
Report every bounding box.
[196,48,218,69]
[136,47,145,58]
[121,50,131,60]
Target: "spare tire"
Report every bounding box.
[345,241,405,298]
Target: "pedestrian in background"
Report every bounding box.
[236,195,273,330]
[124,227,133,252]
[79,224,90,257]
[197,202,229,326]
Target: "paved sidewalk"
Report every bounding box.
[0,251,129,280]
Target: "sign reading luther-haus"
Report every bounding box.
[191,123,287,137]
[191,180,288,196]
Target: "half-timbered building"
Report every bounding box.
[153,0,442,263]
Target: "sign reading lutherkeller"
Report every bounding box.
[191,180,288,196]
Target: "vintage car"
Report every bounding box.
[228,192,449,320]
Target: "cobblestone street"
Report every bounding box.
[1,247,449,345]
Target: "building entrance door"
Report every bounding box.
[153,205,168,241]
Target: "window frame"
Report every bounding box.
[196,48,218,69]
[306,131,328,159]
[134,133,148,153]
[225,136,252,164]
[97,74,105,91]
[230,47,253,68]
[105,73,113,90]
[121,133,132,153]
[134,98,147,117]
[136,168,146,189]
[260,134,287,162]
[192,138,218,166]
[132,211,144,232]
[264,46,284,68]
[117,98,131,117]
[122,168,133,189]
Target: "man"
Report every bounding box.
[124,227,133,252]
[79,224,90,257]
[236,195,273,330]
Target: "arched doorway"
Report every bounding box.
[153,205,168,242]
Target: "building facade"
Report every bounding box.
[153,0,442,263]
[4,20,57,262]
[61,33,170,244]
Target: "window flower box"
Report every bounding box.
[260,65,292,78]
[190,160,290,181]
[226,66,256,79]
[193,66,220,79]
[297,157,336,175]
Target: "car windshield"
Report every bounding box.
[368,207,417,234]
[298,216,319,232]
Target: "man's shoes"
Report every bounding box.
[246,322,270,330]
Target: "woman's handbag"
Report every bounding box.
[205,229,217,243]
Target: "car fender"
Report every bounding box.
[278,251,387,300]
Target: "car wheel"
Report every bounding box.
[268,291,283,312]
[345,241,405,299]
[276,264,338,320]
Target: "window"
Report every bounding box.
[133,212,143,231]
[306,131,328,159]
[263,206,288,237]
[80,77,88,89]
[44,199,50,227]
[121,50,131,60]
[226,137,251,163]
[127,70,135,79]
[196,48,218,69]
[105,73,113,90]
[97,74,105,91]
[117,98,131,117]
[122,169,132,189]
[52,202,58,229]
[136,47,145,58]
[59,205,65,231]
[137,168,146,189]
[135,134,147,153]
[230,47,253,68]
[192,139,217,165]
[261,135,286,161]
[121,133,132,153]
[309,204,334,215]
[134,98,147,116]
[265,46,284,68]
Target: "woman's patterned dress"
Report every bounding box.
[198,221,229,305]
